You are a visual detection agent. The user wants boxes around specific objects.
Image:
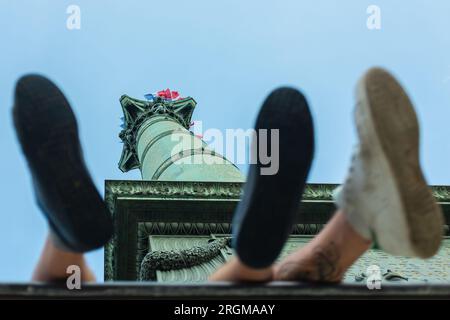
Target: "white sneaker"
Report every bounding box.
[335,67,444,258]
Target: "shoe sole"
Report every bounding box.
[13,75,113,252]
[356,68,443,258]
[232,87,315,268]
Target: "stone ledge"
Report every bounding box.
[1,282,450,299]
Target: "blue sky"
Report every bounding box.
[1,0,449,281]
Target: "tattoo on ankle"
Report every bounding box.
[277,242,342,282]
[276,261,313,281]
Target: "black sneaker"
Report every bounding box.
[232,87,315,268]
[13,74,113,252]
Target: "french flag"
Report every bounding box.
[145,88,182,101]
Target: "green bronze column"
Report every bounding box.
[118,94,244,182]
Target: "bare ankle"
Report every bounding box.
[32,235,96,282]
[209,257,274,282]
[274,243,344,283]
[273,211,372,283]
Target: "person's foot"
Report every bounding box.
[231,87,315,270]
[335,67,444,258]
[13,74,113,252]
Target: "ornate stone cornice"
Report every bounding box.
[105,180,243,213]
[105,181,450,217]
[118,95,197,173]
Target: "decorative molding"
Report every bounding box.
[104,234,116,281]
[138,222,232,236]
[431,186,450,202]
[105,180,243,203]
[139,238,230,281]
[134,222,324,237]
[136,222,234,276]
[302,184,338,201]
[105,181,450,204]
